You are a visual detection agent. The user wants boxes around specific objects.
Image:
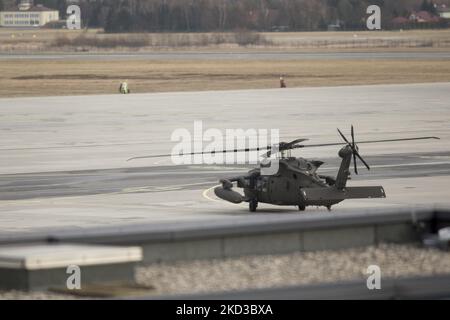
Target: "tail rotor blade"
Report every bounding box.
[351,125,355,149]
[355,151,370,170]
[337,128,351,145]
[353,152,358,174]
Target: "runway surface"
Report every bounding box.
[0,83,449,234]
[1,51,450,61]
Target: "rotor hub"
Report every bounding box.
[338,145,353,158]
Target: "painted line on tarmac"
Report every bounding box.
[202,184,222,203]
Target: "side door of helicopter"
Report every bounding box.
[255,175,271,203]
[265,175,294,205]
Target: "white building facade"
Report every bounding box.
[439,9,450,19]
[0,2,59,27]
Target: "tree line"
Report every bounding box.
[4,0,450,32]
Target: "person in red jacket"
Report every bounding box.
[280,75,286,88]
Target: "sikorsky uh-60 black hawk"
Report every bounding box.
[129,126,439,212]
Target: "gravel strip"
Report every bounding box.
[0,290,76,300]
[1,244,449,299]
[135,243,450,296]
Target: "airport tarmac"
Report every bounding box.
[2,51,450,61]
[0,83,449,234]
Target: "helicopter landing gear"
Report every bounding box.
[249,200,258,212]
[298,204,306,211]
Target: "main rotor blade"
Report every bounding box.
[128,138,310,161]
[287,138,309,147]
[127,145,271,161]
[263,150,272,158]
[127,154,171,161]
[294,136,439,149]
[128,136,440,161]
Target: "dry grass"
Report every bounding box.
[0,29,271,52]
[51,31,270,48]
[1,59,450,97]
[0,28,450,52]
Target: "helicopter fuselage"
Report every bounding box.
[243,157,335,206]
[214,144,386,211]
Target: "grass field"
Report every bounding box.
[1,59,450,97]
[1,28,449,97]
[1,28,450,52]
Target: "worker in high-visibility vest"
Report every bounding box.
[119,80,130,94]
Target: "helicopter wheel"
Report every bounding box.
[249,200,258,212]
[298,204,306,211]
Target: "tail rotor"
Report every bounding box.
[337,125,370,175]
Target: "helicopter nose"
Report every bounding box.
[214,187,245,204]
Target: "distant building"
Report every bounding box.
[391,9,442,27]
[327,24,340,31]
[436,5,450,19]
[271,25,289,32]
[327,19,344,31]
[408,10,440,23]
[0,0,59,27]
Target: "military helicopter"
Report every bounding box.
[128,126,439,212]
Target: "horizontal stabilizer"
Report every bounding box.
[300,186,386,202]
